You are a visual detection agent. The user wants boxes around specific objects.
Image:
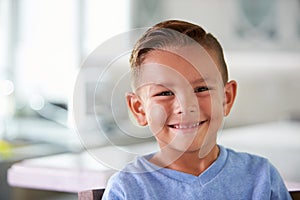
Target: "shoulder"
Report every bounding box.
[220,146,291,199]
[220,146,277,178]
[106,154,153,186]
[222,147,290,187]
[223,146,269,167]
[102,154,156,199]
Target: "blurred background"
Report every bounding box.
[1,0,300,199]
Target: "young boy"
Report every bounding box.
[102,20,291,199]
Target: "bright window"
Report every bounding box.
[0,0,129,111]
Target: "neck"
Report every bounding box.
[150,145,219,176]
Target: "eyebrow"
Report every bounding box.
[148,78,209,89]
[191,78,208,85]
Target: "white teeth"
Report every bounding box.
[173,122,201,129]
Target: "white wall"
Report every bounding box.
[225,51,300,127]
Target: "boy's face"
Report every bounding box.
[127,45,236,158]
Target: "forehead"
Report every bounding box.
[134,46,223,89]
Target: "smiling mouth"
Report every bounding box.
[168,120,207,129]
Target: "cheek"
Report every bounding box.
[198,94,224,117]
[146,104,168,135]
[198,97,212,115]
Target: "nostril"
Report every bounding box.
[176,105,198,115]
[188,105,197,113]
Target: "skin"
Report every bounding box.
[126,45,237,176]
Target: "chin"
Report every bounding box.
[167,140,205,153]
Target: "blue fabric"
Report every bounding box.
[102,146,291,200]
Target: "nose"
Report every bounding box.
[175,91,198,115]
[177,104,198,115]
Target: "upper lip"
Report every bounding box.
[168,120,207,129]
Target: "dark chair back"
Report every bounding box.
[290,190,300,200]
[78,189,105,200]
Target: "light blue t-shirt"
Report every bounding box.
[102,146,291,200]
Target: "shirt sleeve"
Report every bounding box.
[269,162,292,200]
[102,174,125,200]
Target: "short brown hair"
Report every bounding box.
[130,19,228,86]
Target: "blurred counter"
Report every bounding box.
[0,117,78,199]
[7,120,300,194]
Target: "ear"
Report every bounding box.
[223,80,237,116]
[126,92,148,126]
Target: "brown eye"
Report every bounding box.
[194,86,209,93]
[156,91,174,96]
